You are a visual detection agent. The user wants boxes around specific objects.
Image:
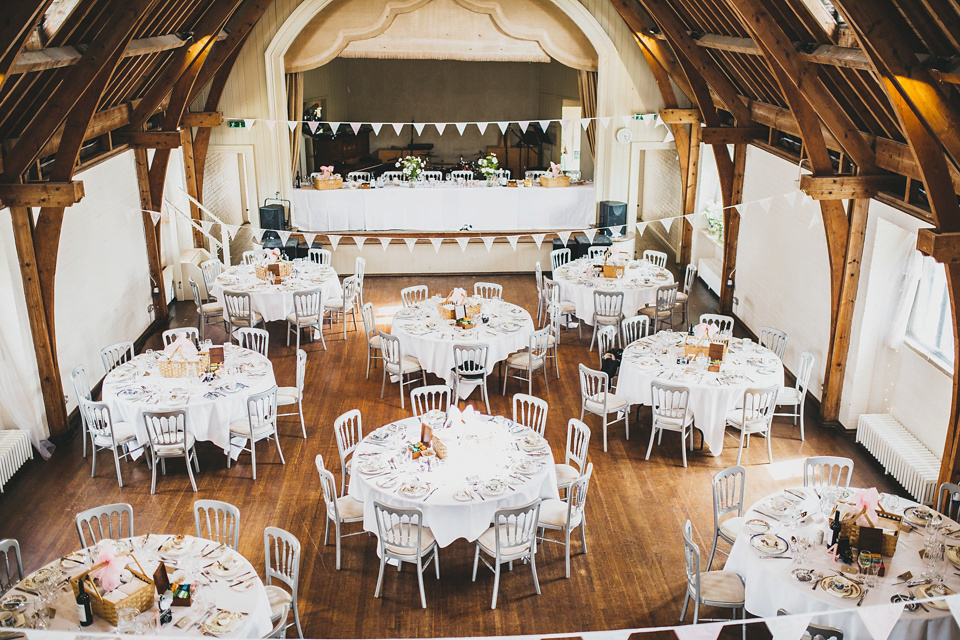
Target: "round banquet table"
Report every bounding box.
[553,257,676,324]
[616,332,784,455]
[100,346,276,457]
[347,414,560,548]
[726,488,960,640]
[3,534,271,637]
[210,262,342,323]
[390,295,535,398]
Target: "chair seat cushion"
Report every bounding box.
[384,525,436,556]
[654,414,693,430]
[286,312,319,325]
[325,298,346,311]
[93,420,138,447]
[506,351,544,368]
[151,433,196,456]
[726,412,770,434]
[546,334,557,347]
[594,315,620,326]
[334,495,364,520]
[200,302,223,313]
[555,463,581,488]
[539,498,582,528]
[676,292,688,302]
[584,393,629,414]
[777,388,801,405]
[638,306,672,319]
[719,516,745,542]
[698,570,745,605]
[369,334,382,347]
[561,302,577,313]
[276,387,299,405]
[266,585,292,619]
[477,524,532,556]
[230,310,263,326]
[228,418,276,439]
[385,355,422,374]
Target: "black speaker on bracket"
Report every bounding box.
[259,204,286,245]
[598,201,627,235]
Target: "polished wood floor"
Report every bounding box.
[0,271,901,639]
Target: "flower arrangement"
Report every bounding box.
[548,161,563,178]
[266,248,282,262]
[692,322,719,341]
[477,153,499,180]
[448,287,468,305]
[702,200,724,241]
[604,247,628,266]
[397,155,426,181]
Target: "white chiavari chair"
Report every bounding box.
[277,349,307,438]
[333,410,363,494]
[555,418,590,494]
[264,526,304,638]
[590,291,624,352]
[726,385,779,466]
[190,277,224,341]
[308,248,331,266]
[237,327,269,357]
[579,364,628,452]
[803,456,854,489]
[101,341,134,375]
[71,365,92,458]
[474,282,503,300]
[223,291,264,338]
[144,409,199,494]
[502,328,550,396]
[646,382,696,468]
[76,503,134,547]
[410,385,452,418]
[162,327,199,347]
[379,332,425,409]
[401,285,428,308]
[326,275,360,340]
[374,502,440,609]
[315,455,364,570]
[227,387,284,480]
[675,264,697,326]
[286,288,325,351]
[80,397,141,488]
[639,284,678,333]
[775,352,814,440]
[707,465,746,570]
[361,302,383,379]
[194,500,240,550]
[699,313,734,336]
[759,326,788,360]
[621,315,651,346]
[550,248,571,273]
[452,343,491,413]
[537,463,593,578]
[680,520,745,627]
[643,250,668,268]
[472,500,541,609]
[512,393,548,437]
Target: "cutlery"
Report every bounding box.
[191,606,215,631]
[812,573,823,590]
[857,588,869,606]
[785,489,806,501]
[201,543,224,558]
[13,587,38,596]
[422,487,439,502]
[760,555,793,560]
[227,572,254,588]
[753,510,782,521]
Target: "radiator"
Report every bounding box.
[0,430,32,493]
[856,414,940,505]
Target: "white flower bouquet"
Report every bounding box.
[477,153,499,180]
[397,156,426,181]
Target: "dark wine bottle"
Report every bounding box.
[76,579,93,627]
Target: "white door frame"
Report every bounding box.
[207,144,259,225]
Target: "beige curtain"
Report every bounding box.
[286,72,304,175]
[578,70,597,157]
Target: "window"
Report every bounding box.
[560,101,581,173]
[907,257,955,366]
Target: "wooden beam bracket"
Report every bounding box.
[182,111,223,128]
[112,130,182,149]
[0,181,84,207]
[701,126,767,145]
[658,108,701,124]
[918,229,960,264]
[799,174,898,200]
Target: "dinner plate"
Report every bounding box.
[509,308,525,315]
[118,387,146,398]
[0,611,27,628]
[21,567,61,590]
[210,557,244,578]
[369,430,391,442]
[916,583,954,609]
[820,575,862,599]
[515,460,543,475]
[453,489,474,502]
[749,533,789,556]
[904,505,942,527]
[159,536,192,556]
[110,370,134,382]
[219,382,245,394]
[201,610,245,636]
[500,322,522,332]
[358,461,385,475]
[947,545,960,567]
[0,594,27,612]
[481,480,508,497]
[398,482,429,498]
[745,519,770,534]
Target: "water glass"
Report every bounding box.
[117,607,139,634]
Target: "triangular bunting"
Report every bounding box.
[482,236,495,252]
[306,121,319,134]
[379,237,392,251]
[766,612,813,640]
[350,122,362,135]
[287,121,299,132]
[371,123,384,135]
[808,212,820,229]
[635,221,647,234]
[435,123,446,135]
[430,238,443,253]
[557,230,572,246]
[663,129,675,144]
[621,115,632,126]
[264,120,276,130]
[455,122,468,135]
[506,236,520,250]
[858,603,903,640]
[560,119,571,129]
[600,117,612,128]
[518,121,530,131]
[243,118,256,129]
[733,204,745,215]
[791,190,805,207]
[477,122,489,134]
[256,228,271,242]
[303,232,317,247]
[660,219,671,234]
[456,237,469,252]
[392,122,404,135]
[945,593,960,628]
[497,121,509,134]
[673,621,725,640]
[328,122,341,134]
[328,235,341,251]
[404,238,417,253]
[198,219,213,234]
[352,236,365,250]
[149,211,162,225]
[760,198,773,213]
[538,119,552,131]
[277,230,291,245]
[580,118,591,131]
[223,224,239,240]
[531,233,545,249]
[583,228,598,243]
[612,225,624,237]
[655,114,666,129]
[413,122,425,135]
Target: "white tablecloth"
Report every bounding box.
[100,347,276,456]
[11,534,271,637]
[291,184,596,231]
[347,415,560,547]
[211,263,342,324]
[726,489,960,640]
[616,332,784,455]
[553,258,676,324]
[390,296,534,397]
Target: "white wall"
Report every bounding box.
[0,151,154,434]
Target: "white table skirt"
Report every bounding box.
[553,259,676,324]
[211,264,342,324]
[291,184,596,231]
[15,534,271,638]
[391,297,534,398]
[616,333,784,455]
[348,416,560,548]
[726,489,960,640]
[101,348,276,457]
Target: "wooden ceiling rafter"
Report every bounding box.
[0,1,55,92]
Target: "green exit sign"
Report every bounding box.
[228,120,246,128]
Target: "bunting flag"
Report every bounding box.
[612,225,625,237]
[497,122,509,134]
[518,121,530,131]
[243,118,255,129]
[435,123,447,135]
[482,236,495,252]
[733,204,744,215]
[455,122,468,135]
[660,219,671,234]
[557,230,572,246]
[507,236,520,250]
[256,228,271,242]
[150,211,162,225]
[379,237,392,251]
[371,122,384,135]
[636,221,647,234]
[765,612,813,640]
[224,224,239,240]
[673,621,725,640]
[655,114,665,129]
[198,219,214,234]
[790,190,806,207]
[404,238,417,253]
[945,593,960,627]
[328,122,341,134]
[328,235,341,251]
[352,236,366,250]
[531,233,546,249]
[413,122,426,135]
[621,115,632,126]
[477,122,490,134]
[456,237,470,252]
[858,603,903,640]
[580,118,591,131]
[663,129,675,144]
[430,238,443,253]
[392,122,405,135]
[264,120,276,130]
[287,121,299,132]
[600,117,612,128]
[583,228,598,243]
[760,197,773,214]
[302,232,316,247]
[306,121,320,134]
[560,119,571,130]
[350,122,362,135]
[277,230,292,245]
[808,211,820,229]
[538,119,552,131]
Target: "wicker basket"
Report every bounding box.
[438,300,482,320]
[255,262,292,280]
[838,509,901,557]
[683,336,728,361]
[70,554,154,625]
[312,175,343,190]
[539,175,571,188]
[602,264,625,278]
[157,352,210,378]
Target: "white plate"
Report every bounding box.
[358,461,385,475]
[750,533,789,556]
[159,537,192,556]
[481,480,508,497]
[210,557,244,578]
[515,460,543,475]
[398,482,429,498]
[453,489,473,502]
[500,322,522,332]
[201,611,244,636]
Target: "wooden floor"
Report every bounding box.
[0,271,902,639]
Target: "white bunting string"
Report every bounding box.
[531,233,545,249]
[404,238,417,253]
[277,230,292,245]
[328,122,341,134]
[518,121,530,131]
[858,603,904,640]
[149,211,162,225]
[497,122,509,134]
[328,235,341,251]
[477,122,490,134]
[435,123,447,135]
[392,122,404,135]
[287,121,299,132]
[352,236,366,250]
[538,119,551,131]
[482,236,495,252]
[765,612,813,640]
[197,219,213,234]
[507,235,520,250]
[371,122,384,135]
[413,122,426,135]
[302,232,317,247]
[673,622,724,640]
[350,122,362,135]
[243,118,255,129]
[430,237,443,253]
[557,230,572,246]
[306,121,319,134]
[456,237,470,252]
[583,228,598,243]
[455,122,468,135]
[379,237,392,251]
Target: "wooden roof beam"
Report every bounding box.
[182,111,222,128]
[918,230,960,263]
[0,1,54,92]
[0,181,84,207]
[799,174,899,199]
[701,126,767,144]
[112,130,182,148]
[658,108,701,124]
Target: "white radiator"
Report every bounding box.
[856,414,940,505]
[0,430,32,493]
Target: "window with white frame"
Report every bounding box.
[907,256,955,366]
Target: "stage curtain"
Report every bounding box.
[287,72,304,175]
[578,70,597,157]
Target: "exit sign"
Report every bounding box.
[228,120,246,128]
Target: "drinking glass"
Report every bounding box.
[858,550,872,577]
[117,607,139,634]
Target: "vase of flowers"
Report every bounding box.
[477,153,499,185]
[397,156,426,185]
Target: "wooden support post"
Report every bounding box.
[679,123,701,267]
[133,148,167,321]
[180,128,204,248]
[938,264,960,487]
[659,108,701,124]
[8,206,69,437]
[719,144,746,313]
[821,199,869,422]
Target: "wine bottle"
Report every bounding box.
[77,579,93,627]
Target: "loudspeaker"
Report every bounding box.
[598,201,627,233]
[259,204,286,231]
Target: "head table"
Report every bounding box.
[553,257,676,324]
[211,262,342,324]
[347,414,560,548]
[1,534,271,637]
[616,332,784,455]
[726,488,960,640]
[100,346,276,457]
[391,296,535,397]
